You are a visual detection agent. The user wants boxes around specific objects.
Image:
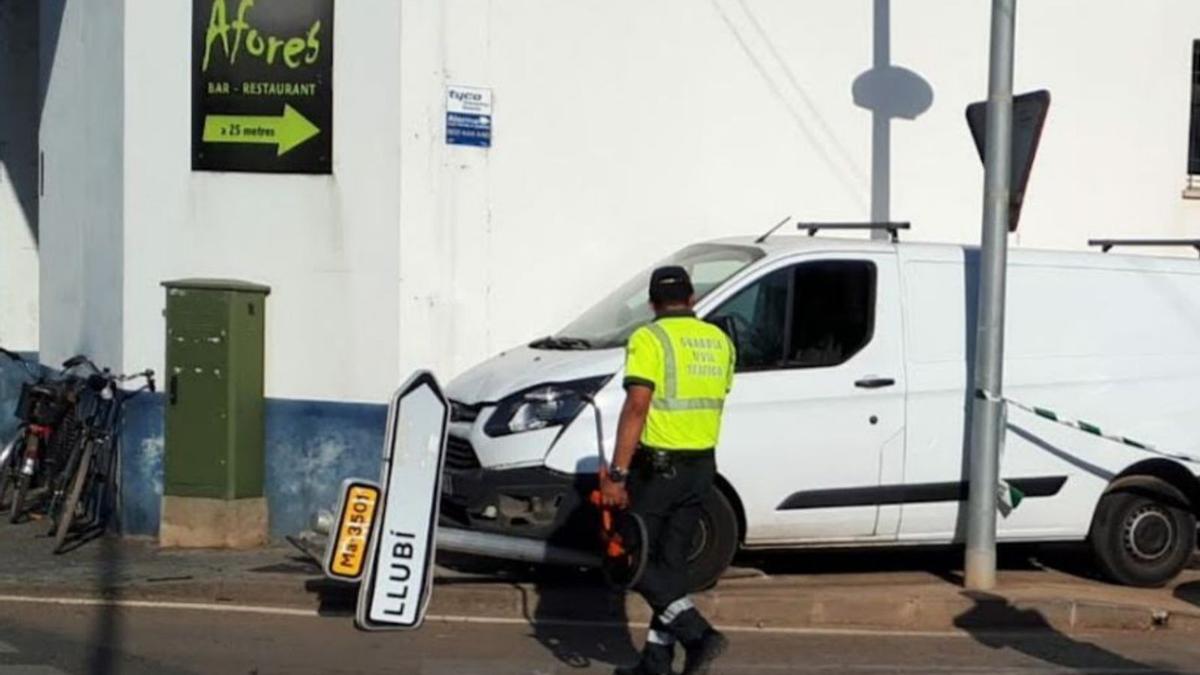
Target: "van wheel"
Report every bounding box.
[1089,477,1196,587]
[684,487,739,592]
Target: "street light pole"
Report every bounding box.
[965,0,1017,592]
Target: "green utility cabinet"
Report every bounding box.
[162,279,270,500]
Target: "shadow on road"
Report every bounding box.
[87,534,123,675]
[528,570,638,670]
[303,551,639,669]
[1175,580,1200,610]
[740,542,1098,580]
[306,577,359,616]
[437,552,638,670]
[954,591,1177,674]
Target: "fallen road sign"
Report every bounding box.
[323,478,382,582]
[355,371,450,631]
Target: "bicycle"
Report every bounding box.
[0,349,79,523]
[46,356,154,553]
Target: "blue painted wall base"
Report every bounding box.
[0,352,43,447]
[2,355,388,540]
[120,395,387,539]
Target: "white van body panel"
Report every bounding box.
[702,249,908,545]
[446,345,622,468]
[899,245,1200,544]
[448,345,621,405]
[543,377,626,474]
[447,236,1200,549]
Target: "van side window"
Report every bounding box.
[707,268,789,369]
[709,260,876,371]
[1190,40,1200,178]
[789,261,876,367]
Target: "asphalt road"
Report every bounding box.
[0,598,1198,675]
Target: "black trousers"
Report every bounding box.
[628,448,715,643]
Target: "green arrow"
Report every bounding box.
[202,104,320,156]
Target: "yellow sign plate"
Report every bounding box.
[326,482,380,580]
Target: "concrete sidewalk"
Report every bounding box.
[2,519,1199,634]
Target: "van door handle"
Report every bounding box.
[854,377,895,389]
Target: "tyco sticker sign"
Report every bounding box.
[323,479,381,582]
[446,85,492,148]
[356,371,449,632]
[192,0,333,173]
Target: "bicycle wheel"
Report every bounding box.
[9,473,31,524]
[45,437,85,532]
[92,439,118,531]
[8,432,39,523]
[0,474,8,514]
[53,443,92,554]
[0,437,18,513]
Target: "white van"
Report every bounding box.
[441,235,1200,589]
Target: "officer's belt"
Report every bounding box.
[637,445,715,458]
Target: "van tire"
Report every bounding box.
[1089,477,1196,587]
[685,487,739,592]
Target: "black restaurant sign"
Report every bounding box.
[192,0,334,174]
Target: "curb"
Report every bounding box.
[425,583,1200,634]
[5,575,1199,634]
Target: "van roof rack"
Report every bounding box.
[797,221,910,243]
[1087,239,1200,258]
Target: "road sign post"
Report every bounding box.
[965,0,1017,592]
[966,90,1051,233]
[356,371,450,632]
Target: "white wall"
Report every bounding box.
[397,0,1200,382]
[38,0,125,367]
[0,0,39,351]
[121,0,403,403]
[36,1,1200,403]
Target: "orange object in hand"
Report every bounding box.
[590,487,628,559]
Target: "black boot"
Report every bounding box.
[681,629,728,675]
[614,642,675,675]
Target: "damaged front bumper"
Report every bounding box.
[290,464,603,570]
[439,464,600,551]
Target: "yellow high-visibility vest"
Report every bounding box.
[623,312,736,451]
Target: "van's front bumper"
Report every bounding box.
[439,460,599,549]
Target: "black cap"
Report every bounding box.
[649,265,694,305]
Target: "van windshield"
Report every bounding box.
[538,243,764,350]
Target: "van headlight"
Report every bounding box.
[484,376,610,437]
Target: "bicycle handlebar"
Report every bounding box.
[62,354,93,371]
[60,353,153,386]
[120,369,156,393]
[79,367,156,397]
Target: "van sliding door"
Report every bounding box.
[708,253,906,544]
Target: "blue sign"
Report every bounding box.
[447,113,491,148]
[446,85,492,148]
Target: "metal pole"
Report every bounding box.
[965,0,1016,591]
[438,527,601,568]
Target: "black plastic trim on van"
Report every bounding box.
[776,476,1067,510]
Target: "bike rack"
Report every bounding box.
[797,221,911,243]
[1087,239,1200,258]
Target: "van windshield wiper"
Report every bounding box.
[529,335,593,350]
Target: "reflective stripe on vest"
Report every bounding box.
[651,397,725,411]
[643,322,724,411]
[644,322,678,399]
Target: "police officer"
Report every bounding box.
[600,265,735,675]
